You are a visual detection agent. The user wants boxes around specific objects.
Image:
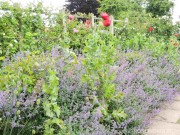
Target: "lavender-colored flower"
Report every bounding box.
[0,91,7,109]
[92,107,103,120]
[0,48,179,134]
[5,112,11,116]
[11,121,17,128]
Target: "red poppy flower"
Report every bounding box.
[68,15,75,20]
[173,42,178,47]
[85,20,91,28]
[149,27,154,32]
[85,20,91,25]
[101,12,109,20]
[103,19,111,27]
[174,33,179,37]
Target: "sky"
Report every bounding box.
[1,0,66,9]
[1,0,180,23]
[172,0,180,23]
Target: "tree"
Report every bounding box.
[98,0,145,18]
[65,0,99,16]
[146,0,174,17]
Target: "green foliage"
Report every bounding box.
[81,32,127,125]
[82,32,117,99]
[98,0,176,40]
[0,1,64,63]
[112,108,127,122]
[0,2,44,58]
[98,0,144,18]
[117,32,179,65]
[0,1,179,134]
[0,53,43,93]
[43,70,65,135]
[146,0,174,17]
[98,0,174,18]
[0,52,67,134]
[60,16,93,50]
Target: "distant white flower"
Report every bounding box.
[14,40,18,43]
[125,18,128,23]
[9,43,13,47]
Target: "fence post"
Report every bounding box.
[91,14,95,28]
[63,18,67,33]
[110,15,114,35]
[63,9,67,33]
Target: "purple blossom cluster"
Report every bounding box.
[0,80,44,133]
[0,48,179,134]
[113,51,180,134]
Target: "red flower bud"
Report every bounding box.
[174,33,179,37]
[173,42,178,47]
[85,20,91,24]
[101,12,109,20]
[103,19,111,27]
[149,27,154,32]
[85,20,91,28]
[68,15,75,20]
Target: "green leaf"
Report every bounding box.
[112,109,127,122]
[53,103,61,117]
[0,57,5,60]
[101,107,108,116]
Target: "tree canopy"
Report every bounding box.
[66,0,174,18]
[146,0,174,17]
[65,0,99,16]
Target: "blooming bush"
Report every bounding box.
[114,51,180,134]
[0,46,123,134]
[0,47,179,134]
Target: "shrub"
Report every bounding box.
[0,47,179,134]
[114,50,179,134]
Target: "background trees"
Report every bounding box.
[146,0,174,17]
[66,0,174,18]
[65,0,99,16]
[97,0,144,18]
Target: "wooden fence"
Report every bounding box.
[63,14,128,35]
